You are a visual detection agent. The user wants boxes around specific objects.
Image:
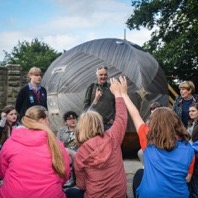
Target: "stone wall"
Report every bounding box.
[0,67,8,109]
[0,64,26,111]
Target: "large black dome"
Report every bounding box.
[42,38,168,132]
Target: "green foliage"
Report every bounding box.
[3,38,62,72]
[127,0,198,83]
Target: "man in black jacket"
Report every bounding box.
[83,66,115,130]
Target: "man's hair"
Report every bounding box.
[96,66,108,76]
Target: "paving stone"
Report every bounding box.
[124,159,142,198]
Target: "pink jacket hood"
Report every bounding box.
[11,126,48,146]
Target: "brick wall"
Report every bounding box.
[0,67,8,109]
[0,64,27,111]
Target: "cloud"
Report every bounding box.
[126,29,152,46]
[42,34,80,52]
[0,0,152,61]
[0,31,33,57]
[52,0,127,17]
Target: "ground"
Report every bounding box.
[124,159,142,198]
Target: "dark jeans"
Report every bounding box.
[133,169,144,198]
[65,188,84,198]
[189,174,198,198]
[65,188,128,198]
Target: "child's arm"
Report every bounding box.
[186,156,195,182]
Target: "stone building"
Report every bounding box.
[0,64,26,111]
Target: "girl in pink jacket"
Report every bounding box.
[0,105,70,198]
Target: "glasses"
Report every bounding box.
[66,117,77,121]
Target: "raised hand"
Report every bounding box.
[119,76,127,96]
[1,112,6,119]
[92,88,103,104]
[110,78,121,97]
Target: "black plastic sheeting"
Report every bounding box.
[42,38,169,132]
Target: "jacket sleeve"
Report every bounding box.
[43,88,48,110]
[15,87,26,114]
[83,84,94,111]
[138,124,149,151]
[172,96,179,112]
[0,116,6,139]
[188,156,195,174]
[74,152,86,190]
[108,97,127,145]
[0,116,6,128]
[0,142,9,179]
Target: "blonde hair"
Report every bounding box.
[21,105,66,178]
[76,111,104,145]
[28,67,42,78]
[179,81,195,94]
[147,107,190,151]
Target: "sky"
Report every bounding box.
[0,0,152,61]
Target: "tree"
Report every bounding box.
[126,0,198,83]
[3,38,62,72]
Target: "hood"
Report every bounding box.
[80,137,113,168]
[11,127,47,147]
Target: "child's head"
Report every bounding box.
[28,67,42,77]
[149,102,162,114]
[189,103,198,121]
[76,111,104,145]
[24,105,47,121]
[189,103,198,142]
[63,111,78,129]
[147,107,190,151]
[27,67,42,84]
[22,105,49,130]
[2,105,17,125]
